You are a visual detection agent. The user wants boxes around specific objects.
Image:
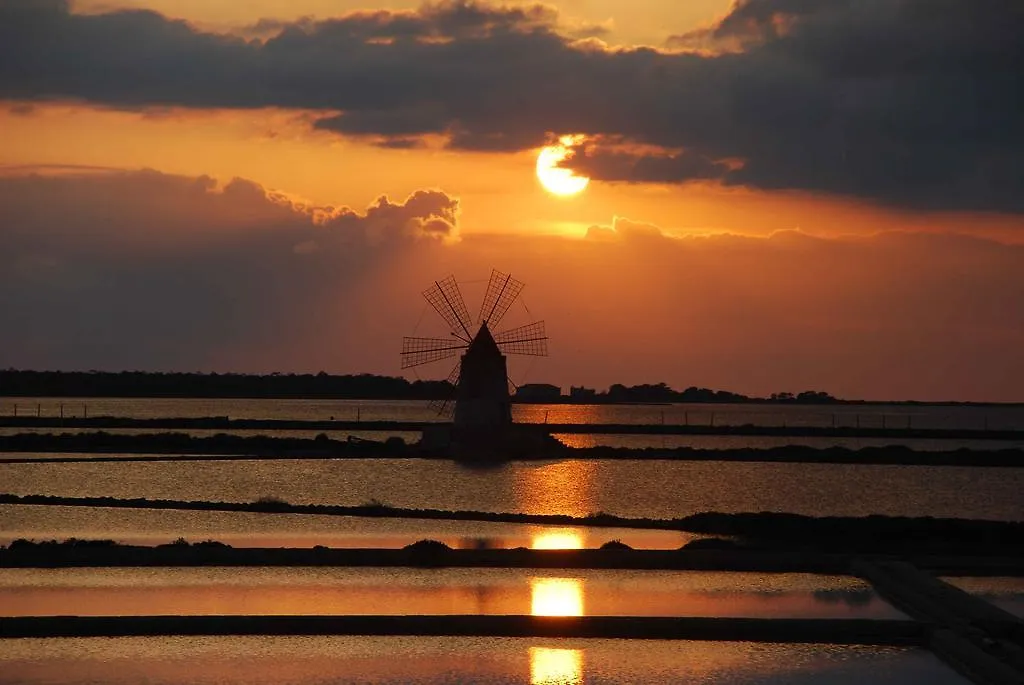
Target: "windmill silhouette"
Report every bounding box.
[402,270,548,437]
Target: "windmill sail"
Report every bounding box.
[401,337,468,369]
[423,276,473,341]
[494,321,548,357]
[428,363,461,416]
[478,269,524,328]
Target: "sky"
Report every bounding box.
[1,0,1023,401]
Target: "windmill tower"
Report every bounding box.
[402,270,548,449]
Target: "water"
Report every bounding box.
[0,637,970,685]
[6,397,1024,431]
[0,398,1003,683]
[3,458,1022,521]
[0,568,904,620]
[0,504,694,549]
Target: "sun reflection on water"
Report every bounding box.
[516,460,597,518]
[531,531,584,550]
[530,578,584,617]
[530,647,584,685]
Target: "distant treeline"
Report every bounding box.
[21,370,1016,406]
[0,370,450,399]
[0,370,845,403]
[570,383,837,405]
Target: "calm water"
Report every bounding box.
[3,458,1022,521]
[0,568,904,620]
[0,401,1007,685]
[2,399,1020,559]
[6,397,1024,430]
[0,637,970,685]
[0,504,694,549]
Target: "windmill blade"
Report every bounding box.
[494,320,548,356]
[423,276,473,341]
[478,269,524,328]
[428,364,460,416]
[401,337,468,369]
[431,397,455,418]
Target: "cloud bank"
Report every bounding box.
[1,0,1022,211]
[1,168,1022,401]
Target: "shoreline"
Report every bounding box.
[3,540,1022,577]
[4,499,1022,561]
[2,432,1022,466]
[0,615,926,644]
[4,415,1024,442]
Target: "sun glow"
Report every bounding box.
[531,531,584,550]
[530,577,585,617]
[536,135,590,197]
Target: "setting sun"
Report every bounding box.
[536,135,590,197]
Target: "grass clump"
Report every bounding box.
[403,539,451,553]
[253,495,290,512]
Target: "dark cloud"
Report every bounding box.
[567,143,732,184]
[1,0,1023,210]
[0,168,457,370]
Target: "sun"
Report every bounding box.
[536,135,589,197]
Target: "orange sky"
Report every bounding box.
[1,0,1022,400]
[73,0,732,46]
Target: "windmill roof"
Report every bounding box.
[467,322,502,357]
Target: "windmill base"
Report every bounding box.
[419,423,562,461]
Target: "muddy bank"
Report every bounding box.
[0,614,926,644]
[1,431,1022,466]
[2,499,1022,561]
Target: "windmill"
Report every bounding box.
[401,270,548,438]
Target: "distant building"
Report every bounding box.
[515,383,562,402]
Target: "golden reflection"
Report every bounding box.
[516,460,597,518]
[530,578,584,617]
[531,531,584,550]
[530,647,584,685]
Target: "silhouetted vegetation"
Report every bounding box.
[0,369,450,399]
[569,384,876,404]
[681,512,1024,557]
[3,495,1022,560]
[402,538,453,565]
[403,539,451,552]
[0,613,927,644]
[0,431,414,458]
[7,537,119,550]
[1,432,1020,467]
[600,539,633,550]
[3,369,1019,404]
[159,538,230,549]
